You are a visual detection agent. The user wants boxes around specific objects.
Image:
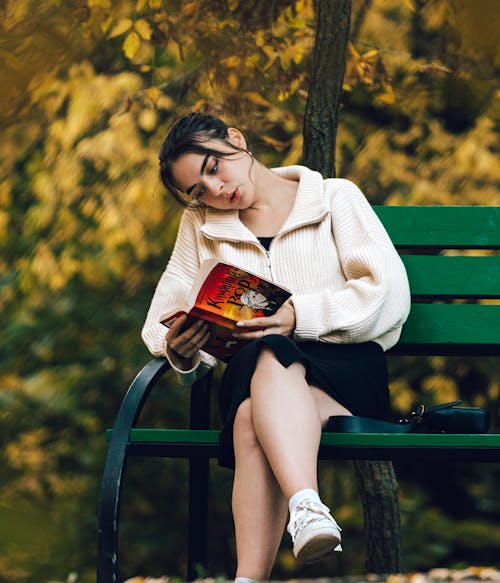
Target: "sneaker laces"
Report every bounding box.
[287,500,341,542]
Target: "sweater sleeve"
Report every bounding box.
[141,208,217,384]
[292,179,410,347]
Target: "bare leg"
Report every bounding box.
[232,398,289,580]
[250,347,346,498]
[311,385,353,426]
[232,349,353,577]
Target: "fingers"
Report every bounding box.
[168,313,189,334]
[233,317,286,340]
[233,302,296,340]
[167,317,211,359]
[233,326,275,340]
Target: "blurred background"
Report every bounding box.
[0,0,499,581]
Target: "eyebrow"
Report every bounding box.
[186,154,210,195]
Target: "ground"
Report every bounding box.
[123,567,500,583]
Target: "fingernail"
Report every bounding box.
[236,321,244,327]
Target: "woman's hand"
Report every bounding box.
[232,300,296,340]
[166,314,211,369]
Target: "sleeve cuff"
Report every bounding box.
[165,345,216,385]
[291,293,322,341]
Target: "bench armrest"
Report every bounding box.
[98,357,214,582]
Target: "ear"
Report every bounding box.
[227,127,247,150]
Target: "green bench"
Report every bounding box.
[97,206,500,583]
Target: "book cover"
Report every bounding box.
[160,259,292,362]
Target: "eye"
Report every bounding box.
[209,159,218,174]
[194,186,205,200]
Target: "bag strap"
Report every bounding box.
[398,400,463,424]
[326,415,413,434]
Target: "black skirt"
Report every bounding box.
[218,334,390,469]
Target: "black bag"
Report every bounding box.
[327,400,490,434]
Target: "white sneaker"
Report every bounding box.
[287,499,342,563]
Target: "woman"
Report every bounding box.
[142,112,411,582]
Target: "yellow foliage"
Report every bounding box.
[107,17,133,38]
[46,474,89,497]
[30,242,60,290]
[181,1,198,18]
[280,133,303,166]
[254,30,266,47]
[223,55,241,68]
[0,554,31,580]
[134,18,152,41]
[138,108,158,131]
[5,428,51,472]
[261,44,277,67]
[227,71,239,91]
[88,0,111,7]
[244,91,272,107]
[422,374,459,403]
[429,356,447,372]
[390,378,415,412]
[124,30,141,59]
[377,84,397,105]
[348,41,360,59]
[0,211,8,244]
[489,380,499,400]
[3,0,31,24]
[146,85,162,105]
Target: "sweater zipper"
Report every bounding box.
[260,240,274,282]
[264,248,273,281]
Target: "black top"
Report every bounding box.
[258,236,274,251]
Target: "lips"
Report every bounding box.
[229,188,240,203]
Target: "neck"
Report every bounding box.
[239,163,298,236]
[249,163,298,210]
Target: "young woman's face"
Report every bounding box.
[170,135,255,210]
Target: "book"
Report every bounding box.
[160,259,292,362]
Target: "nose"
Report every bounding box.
[204,176,224,196]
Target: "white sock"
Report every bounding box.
[288,488,321,515]
[235,578,257,583]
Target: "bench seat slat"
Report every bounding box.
[122,428,500,449]
[402,255,500,298]
[374,206,500,248]
[111,429,500,463]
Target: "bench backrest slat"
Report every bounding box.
[401,256,500,298]
[394,304,500,353]
[374,206,500,248]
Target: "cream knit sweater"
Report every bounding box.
[142,165,411,384]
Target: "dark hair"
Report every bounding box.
[159,112,249,207]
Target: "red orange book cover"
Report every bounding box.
[160,260,292,361]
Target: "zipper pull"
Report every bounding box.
[265,250,273,281]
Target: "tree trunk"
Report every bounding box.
[302,0,351,177]
[302,0,402,573]
[354,460,402,572]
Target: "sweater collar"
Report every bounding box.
[200,165,328,243]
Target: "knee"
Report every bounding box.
[253,347,281,378]
[233,398,260,452]
[253,346,305,382]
